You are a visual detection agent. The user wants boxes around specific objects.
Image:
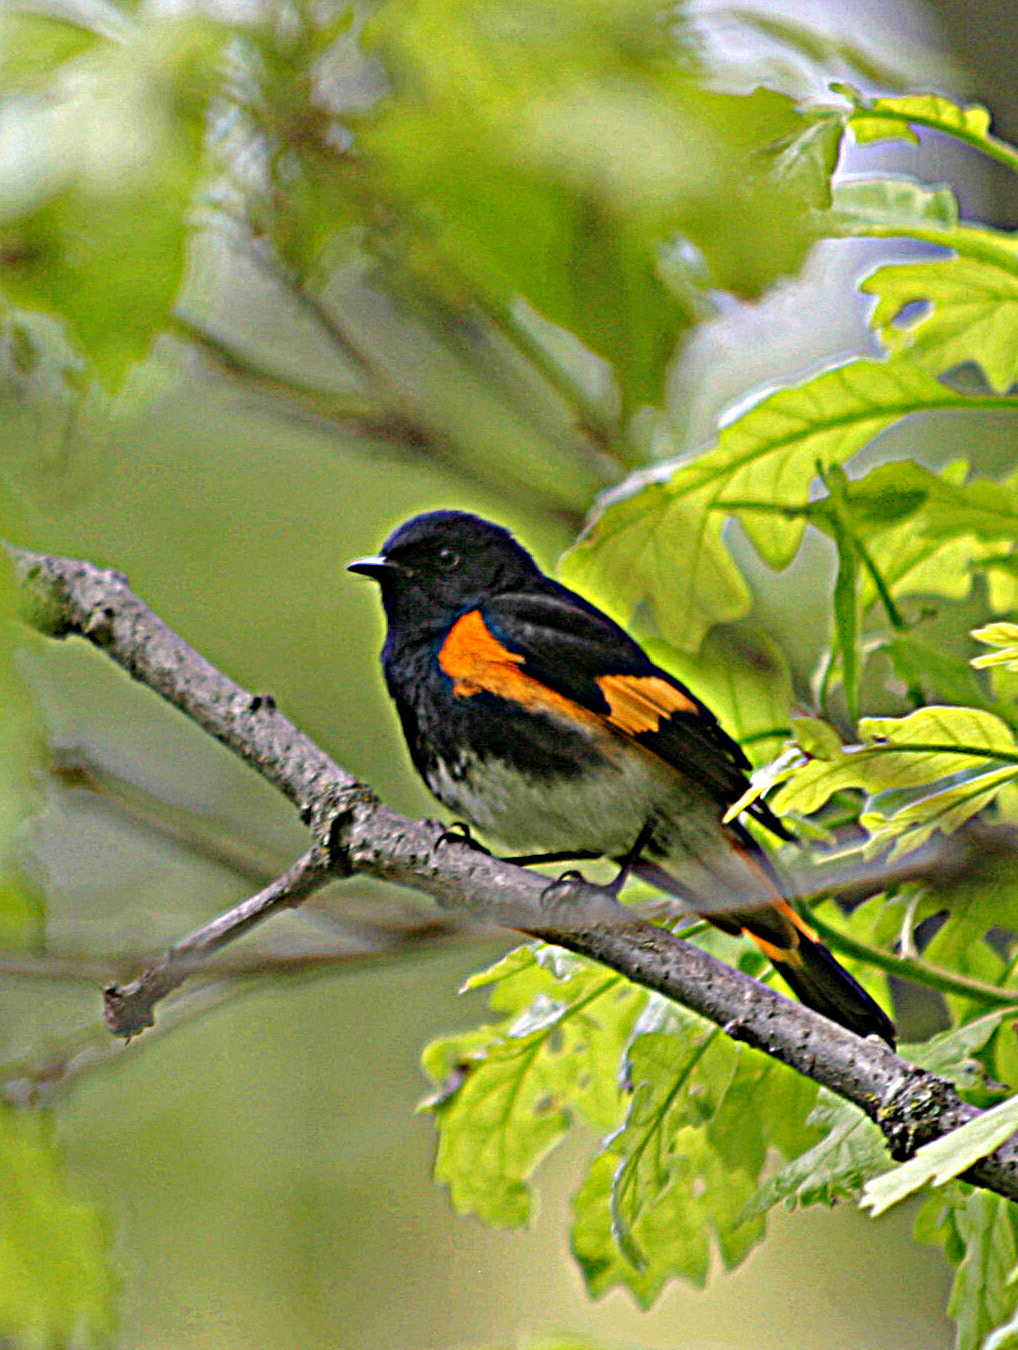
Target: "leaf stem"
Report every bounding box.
[853,110,1018,177]
[852,536,906,631]
[808,910,1018,1008]
[855,742,1018,766]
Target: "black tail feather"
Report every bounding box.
[771,930,896,1047]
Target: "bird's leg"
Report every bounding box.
[434,825,599,869]
[537,824,654,902]
[606,820,655,897]
[504,848,601,867]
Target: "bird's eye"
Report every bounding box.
[437,546,461,571]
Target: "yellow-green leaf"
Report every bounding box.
[972,623,1018,671]
[771,706,1018,854]
[844,90,1009,164]
[565,358,997,649]
[862,1093,1018,1217]
[0,1110,117,1345]
[420,946,643,1227]
[560,478,752,650]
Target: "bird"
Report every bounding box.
[348,509,895,1045]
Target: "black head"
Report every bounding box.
[348,511,543,631]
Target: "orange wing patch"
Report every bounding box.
[438,610,601,726]
[439,612,700,738]
[596,674,699,735]
[777,898,820,946]
[439,609,524,697]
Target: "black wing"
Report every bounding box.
[482,587,789,839]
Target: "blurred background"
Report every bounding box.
[4,0,1018,1346]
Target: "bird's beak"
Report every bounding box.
[347,555,411,581]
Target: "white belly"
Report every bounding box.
[426,739,688,856]
[426,741,778,910]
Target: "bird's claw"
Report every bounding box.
[541,868,587,900]
[434,821,491,855]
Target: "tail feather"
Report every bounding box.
[632,856,896,1047]
[742,903,896,1046]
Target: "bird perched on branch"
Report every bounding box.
[349,509,895,1045]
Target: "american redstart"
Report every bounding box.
[350,509,895,1045]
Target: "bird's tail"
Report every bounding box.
[738,900,896,1046]
[633,847,896,1046]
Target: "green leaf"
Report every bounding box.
[605,1026,723,1275]
[790,716,843,759]
[821,172,1018,392]
[559,479,752,650]
[862,763,1018,860]
[863,251,1018,394]
[572,1150,709,1305]
[572,1008,818,1304]
[887,633,1009,723]
[820,460,1009,616]
[832,460,1018,549]
[690,358,967,569]
[565,357,994,648]
[752,1016,1008,1220]
[0,17,225,388]
[841,90,1018,173]
[420,945,644,1227]
[910,1010,1014,1081]
[916,1188,1018,1350]
[814,460,1018,642]
[770,706,1018,855]
[0,1108,117,1345]
[972,623,1018,671]
[573,1113,765,1306]
[749,1093,887,1212]
[915,852,1018,992]
[862,1093,1018,1217]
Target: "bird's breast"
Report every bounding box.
[422,726,689,856]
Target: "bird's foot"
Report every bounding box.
[540,868,588,901]
[606,821,656,896]
[433,821,491,855]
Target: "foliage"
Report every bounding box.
[5,2,1018,1348]
[0,1109,115,1346]
[862,1092,1018,1217]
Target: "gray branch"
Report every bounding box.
[10,544,1018,1203]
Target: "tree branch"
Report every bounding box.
[10,543,1018,1203]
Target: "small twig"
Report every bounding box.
[0,921,489,1104]
[0,921,485,987]
[102,848,332,1036]
[48,745,284,886]
[12,542,1018,1204]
